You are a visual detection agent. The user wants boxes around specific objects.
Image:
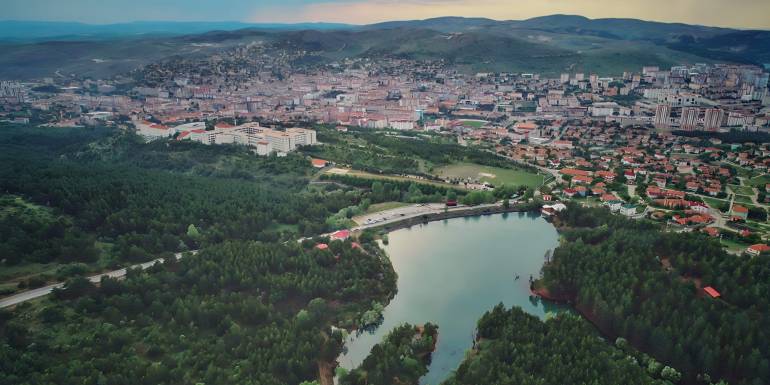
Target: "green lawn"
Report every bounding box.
[434,162,543,188]
[720,238,750,254]
[733,195,754,205]
[702,197,728,212]
[747,174,770,188]
[365,201,410,214]
[728,184,755,196]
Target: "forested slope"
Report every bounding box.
[0,239,396,385]
[444,305,665,385]
[0,125,360,272]
[539,205,770,385]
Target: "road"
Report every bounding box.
[3,202,507,308]
[350,202,504,231]
[0,251,194,309]
[352,203,446,226]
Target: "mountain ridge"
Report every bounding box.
[0,15,768,80]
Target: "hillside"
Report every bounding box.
[0,20,353,42]
[0,15,768,80]
[362,15,770,66]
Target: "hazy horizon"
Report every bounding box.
[4,0,770,30]
[1,14,768,31]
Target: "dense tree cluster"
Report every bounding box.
[542,204,770,385]
[0,195,98,265]
[0,239,396,385]
[322,174,533,206]
[444,305,663,385]
[0,125,360,267]
[340,323,438,385]
[321,174,462,204]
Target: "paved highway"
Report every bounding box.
[0,251,194,308]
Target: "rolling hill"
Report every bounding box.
[0,20,353,42]
[0,15,768,80]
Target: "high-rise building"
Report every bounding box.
[703,108,724,131]
[560,73,570,84]
[680,107,700,131]
[654,104,671,128]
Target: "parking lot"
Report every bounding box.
[352,203,447,226]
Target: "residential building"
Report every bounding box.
[703,108,724,131]
[680,107,699,131]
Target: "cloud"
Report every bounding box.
[251,0,770,29]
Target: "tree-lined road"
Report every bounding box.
[0,251,193,308]
[2,201,510,309]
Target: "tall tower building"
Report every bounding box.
[703,108,724,131]
[680,107,700,131]
[654,104,671,128]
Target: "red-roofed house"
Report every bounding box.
[330,230,350,241]
[572,175,593,185]
[747,244,770,256]
[702,227,720,237]
[703,286,720,298]
[315,243,329,250]
[560,168,593,177]
[731,205,749,221]
[311,158,328,168]
[595,170,616,182]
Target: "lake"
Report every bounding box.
[337,212,563,384]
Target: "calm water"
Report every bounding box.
[338,212,563,384]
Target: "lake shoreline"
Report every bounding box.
[360,202,539,234]
[337,208,556,384]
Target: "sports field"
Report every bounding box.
[458,120,487,128]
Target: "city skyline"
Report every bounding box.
[4,0,770,30]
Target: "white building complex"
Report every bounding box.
[140,120,317,155]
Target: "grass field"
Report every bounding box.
[733,195,754,205]
[747,174,770,188]
[365,201,410,214]
[702,197,728,212]
[458,120,487,128]
[720,238,750,254]
[434,162,543,188]
[729,184,756,196]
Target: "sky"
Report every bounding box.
[4,0,770,29]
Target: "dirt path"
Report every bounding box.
[318,360,334,385]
